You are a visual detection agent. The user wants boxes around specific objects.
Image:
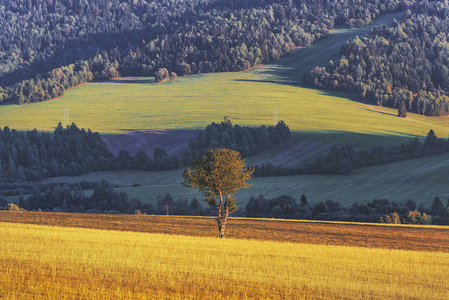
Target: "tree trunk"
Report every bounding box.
[217,217,223,238]
[217,191,224,238]
[220,207,229,239]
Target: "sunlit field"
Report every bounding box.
[2,69,449,141]
[1,221,448,299]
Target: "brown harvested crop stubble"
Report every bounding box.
[1,211,448,252]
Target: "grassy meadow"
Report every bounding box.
[1,220,448,299]
[39,151,449,207]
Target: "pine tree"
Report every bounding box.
[398,101,407,117]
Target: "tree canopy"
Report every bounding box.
[183,148,253,238]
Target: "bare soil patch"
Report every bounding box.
[102,130,200,157]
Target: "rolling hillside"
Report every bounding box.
[2,11,449,212]
[1,12,448,144]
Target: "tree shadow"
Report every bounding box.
[95,78,154,84]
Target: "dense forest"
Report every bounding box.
[304,1,449,116]
[0,0,405,104]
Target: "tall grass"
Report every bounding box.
[1,222,448,299]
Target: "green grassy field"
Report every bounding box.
[40,151,449,207]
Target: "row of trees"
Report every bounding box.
[2,123,447,184]
[7,185,447,224]
[114,118,291,171]
[0,122,187,183]
[0,119,291,183]
[0,181,210,216]
[245,194,449,223]
[1,0,404,104]
[16,180,149,214]
[254,130,449,176]
[304,2,449,116]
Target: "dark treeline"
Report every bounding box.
[254,129,449,176]
[5,180,212,216]
[8,187,448,224]
[0,123,114,183]
[0,179,97,198]
[16,180,149,214]
[2,121,447,183]
[245,194,449,224]
[304,1,449,116]
[0,120,290,183]
[183,116,291,160]
[0,122,185,183]
[0,0,404,104]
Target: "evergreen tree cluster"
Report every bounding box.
[0,0,403,104]
[183,118,291,161]
[304,2,449,116]
[0,180,95,198]
[0,123,114,182]
[254,130,449,176]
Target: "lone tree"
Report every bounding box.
[183,148,253,238]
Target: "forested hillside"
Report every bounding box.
[0,0,404,105]
[304,1,449,116]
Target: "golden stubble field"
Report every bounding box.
[1,212,449,299]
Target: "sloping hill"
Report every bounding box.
[1,12,448,144]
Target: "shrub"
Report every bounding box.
[404,210,432,225]
[5,203,25,211]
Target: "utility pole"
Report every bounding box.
[164,205,170,216]
[273,108,277,126]
[63,109,69,128]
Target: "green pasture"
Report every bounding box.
[42,151,449,208]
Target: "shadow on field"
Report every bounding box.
[295,130,422,146]
[95,78,154,84]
